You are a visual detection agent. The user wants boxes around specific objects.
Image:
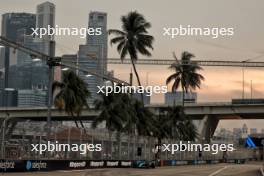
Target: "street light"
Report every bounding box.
[62,67,69,71]
[32,58,41,62]
[85,74,93,77]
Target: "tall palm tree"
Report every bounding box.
[52,70,90,129]
[92,91,133,159]
[166,51,204,106]
[109,11,154,101]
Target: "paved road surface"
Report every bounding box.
[3,164,263,176]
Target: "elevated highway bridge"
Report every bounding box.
[1,102,264,141]
[0,102,264,120]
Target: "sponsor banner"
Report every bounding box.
[105,161,119,167]
[0,160,16,172]
[120,161,132,167]
[193,160,207,165]
[0,160,133,172]
[175,160,188,165]
[68,161,86,169]
[210,160,220,164]
[88,160,105,168]
[26,160,48,171]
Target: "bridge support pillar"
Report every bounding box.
[197,115,219,143]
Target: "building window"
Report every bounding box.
[98,15,104,20]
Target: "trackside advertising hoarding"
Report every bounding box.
[0,160,133,172]
[0,159,246,172]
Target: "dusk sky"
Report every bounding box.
[1,0,264,130]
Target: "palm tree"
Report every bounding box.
[166,106,197,141]
[108,11,154,101]
[92,91,133,159]
[166,51,204,106]
[153,106,197,160]
[128,99,156,159]
[52,70,90,129]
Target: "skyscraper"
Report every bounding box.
[78,11,108,105]
[0,46,5,69]
[86,11,108,77]
[78,44,103,105]
[36,1,55,41]
[17,35,48,66]
[1,13,36,88]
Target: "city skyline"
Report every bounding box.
[1,0,263,103]
[0,0,264,129]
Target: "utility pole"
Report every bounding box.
[250,80,253,99]
[242,66,245,99]
[46,40,55,146]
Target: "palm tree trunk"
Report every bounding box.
[70,112,79,128]
[181,85,185,107]
[127,133,131,160]
[117,131,121,160]
[79,120,87,133]
[108,131,113,159]
[131,58,144,102]
[156,138,162,160]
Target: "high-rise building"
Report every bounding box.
[0,46,5,69]
[78,11,108,105]
[36,1,55,41]
[8,62,49,90]
[17,35,48,66]
[1,13,36,88]
[0,71,4,90]
[18,89,47,107]
[87,11,108,77]
[0,88,18,107]
[78,45,103,105]
[165,91,197,105]
[35,1,56,61]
